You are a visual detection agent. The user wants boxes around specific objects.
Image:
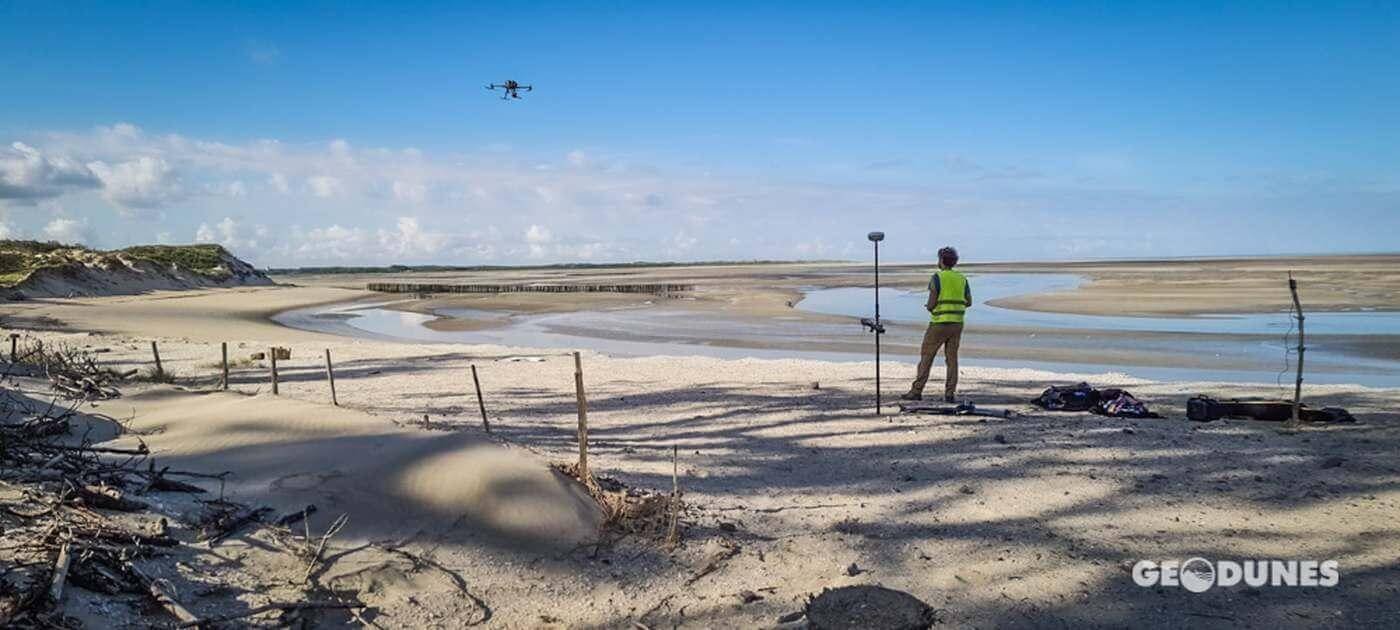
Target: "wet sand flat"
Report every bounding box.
[278,255,1400,319]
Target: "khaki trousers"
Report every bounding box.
[908,322,963,398]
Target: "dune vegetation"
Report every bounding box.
[0,241,241,288]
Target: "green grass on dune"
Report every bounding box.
[120,244,230,274]
[0,240,235,288]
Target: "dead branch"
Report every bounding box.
[175,600,365,627]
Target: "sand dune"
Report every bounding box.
[93,388,602,547]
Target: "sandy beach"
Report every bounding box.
[2,262,1398,627]
[8,2,1400,624]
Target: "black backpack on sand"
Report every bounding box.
[1186,395,1356,423]
[1032,383,1099,412]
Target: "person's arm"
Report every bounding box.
[925,275,939,312]
[964,280,972,308]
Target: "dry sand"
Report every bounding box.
[4,276,1398,627]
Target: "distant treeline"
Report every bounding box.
[268,259,843,275]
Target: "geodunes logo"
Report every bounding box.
[1132,558,1339,593]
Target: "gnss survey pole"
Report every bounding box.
[862,231,887,415]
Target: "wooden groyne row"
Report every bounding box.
[366,282,694,296]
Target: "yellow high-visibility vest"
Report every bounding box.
[929,269,969,324]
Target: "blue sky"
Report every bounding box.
[1,1,1396,265]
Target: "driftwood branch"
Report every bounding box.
[176,601,364,627]
[48,541,71,604]
[130,564,199,625]
[303,513,350,583]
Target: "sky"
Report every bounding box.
[1,1,1397,267]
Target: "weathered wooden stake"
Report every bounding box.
[573,351,590,478]
[423,414,431,430]
[9,333,18,362]
[471,364,489,433]
[1289,273,1306,426]
[667,444,680,547]
[270,347,279,395]
[150,341,164,376]
[221,342,229,390]
[324,349,338,406]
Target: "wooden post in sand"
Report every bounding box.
[150,341,164,377]
[324,349,338,406]
[9,333,18,362]
[666,444,680,547]
[270,347,279,395]
[573,351,590,478]
[1288,273,1306,426]
[221,342,229,390]
[471,364,489,433]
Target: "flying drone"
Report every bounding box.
[486,80,532,100]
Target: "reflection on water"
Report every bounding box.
[798,273,1400,335]
[272,274,1400,387]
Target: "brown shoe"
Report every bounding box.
[900,392,922,401]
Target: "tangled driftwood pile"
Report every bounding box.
[553,462,683,545]
[0,365,359,627]
[9,340,125,400]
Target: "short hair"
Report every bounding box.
[938,246,959,268]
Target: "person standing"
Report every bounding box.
[902,246,970,402]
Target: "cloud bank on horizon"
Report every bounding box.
[0,4,1396,267]
[3,121,1394,268]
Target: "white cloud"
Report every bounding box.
[524,224,553,244]
[43,217,91,244]
[290,224,372,261]
[391,179,427,203]
[328,139,353,165]
[194,216,264,253]
[268,173,290,194]
[377,217,448,257]
[0,142,101,202]
[12,120,1366,265]
[670,231,698,254]
[524,224,553,258]
[87,156,183,213]
[307,175,342,198]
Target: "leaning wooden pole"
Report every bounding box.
[150,341,164,377]
[221,342,229,390]
[1289,273,1306,426]
[471,364,489,433]
[324,349,338,406]
[573,351,590,480]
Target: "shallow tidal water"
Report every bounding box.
[273,273,1400,387]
